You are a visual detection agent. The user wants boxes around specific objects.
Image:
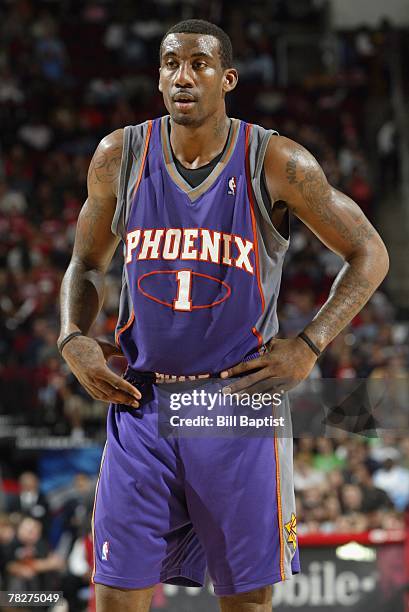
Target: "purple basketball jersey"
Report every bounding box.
[113,116,288,375]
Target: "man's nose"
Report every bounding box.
[174,62,194,87]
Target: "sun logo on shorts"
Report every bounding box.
[284,513,297,550]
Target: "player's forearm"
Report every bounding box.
[303,246,389,352]
[58,256,105,342]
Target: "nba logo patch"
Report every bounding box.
[227,176,237,196]
[102,541,109,561]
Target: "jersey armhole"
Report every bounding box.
[111,120,152,239]
[252,130,290,248]
[260,166,290,242]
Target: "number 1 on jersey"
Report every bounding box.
[173,270,192,311]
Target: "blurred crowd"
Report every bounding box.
[0,471,96,611]
[1,434,409,610]
[0,0,409,609]
[295,434,409,534]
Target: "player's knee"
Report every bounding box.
[95,582,155,612]
[219,585,273,611]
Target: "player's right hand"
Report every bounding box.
[61,335,141,407]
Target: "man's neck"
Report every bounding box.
[169,111,231,169]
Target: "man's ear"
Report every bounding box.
[223,68,238,93]
[158,69,163,93]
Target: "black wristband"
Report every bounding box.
[297,331,321,357]
[58,331,84,355]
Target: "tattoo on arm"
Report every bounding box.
[59,131,122,343]
[59,261,105,338]
[285,148,375,250]
[304,260,373,350]
[60,194,118,339]
[88,146,122,185]
[284,146,387,350]
[74,196,106,261]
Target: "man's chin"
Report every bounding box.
[170,111,201,127]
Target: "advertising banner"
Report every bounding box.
[151,538,407,611]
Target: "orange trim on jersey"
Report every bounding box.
[252,326,263,349]
[274,430,286,581]
[91,442,107,584]
[245,123,265,313]
[132,120,153,199]
[115,309,135,347]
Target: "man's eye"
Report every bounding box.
[166,60,177,68]
[193,62,206,69]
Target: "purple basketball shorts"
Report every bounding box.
[92,373,300,596]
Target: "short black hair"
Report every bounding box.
[160,19,233,69]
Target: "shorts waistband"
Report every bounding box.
[124,344,268,385]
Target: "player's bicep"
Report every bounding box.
[288,179,377,259]
[268,138,380,260]
[72,130,123,271]
[87,129,123,198]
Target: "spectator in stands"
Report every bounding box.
[343,440,379,479]
[341,483,364,514]
[280,288,319,336]
[60,474,95,547]
[400,437,409,470]
[376,115,398,191]
[344,165,373,217]
[320,495,342,533]
[3,516,64,591]
[34,17,67,82]
[352,463,393,513]
[61,517,94,612]
[294,451,326,491]
[313,438,345,472]
[0,513,16,588]
[325,468,345,502]
[370,434,402,464]
[335,512,368,533]
[373,456,409,511]
[5,472,50,529]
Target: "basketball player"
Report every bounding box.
[58,20,389,612]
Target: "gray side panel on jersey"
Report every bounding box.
[112,121,150,240]
[248,128,297,575]
[113,121,150,341]
[247,123,290,343]
[276,394,298,576]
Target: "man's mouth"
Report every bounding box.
[173,93,196,110]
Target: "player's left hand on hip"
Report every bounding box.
[219,337,317,395]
